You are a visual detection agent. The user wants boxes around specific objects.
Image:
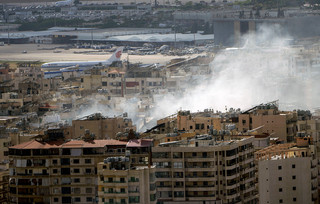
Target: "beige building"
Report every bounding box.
[0,170,9,204]
[9,138,128,204]
[152,136,256,203]
[98,160,156,204]
[72,113,136,139]
[256,142,318,204]
[97,139,156,204]
[238,101,297,142]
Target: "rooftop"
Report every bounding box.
[126,139,153,148]
[10,139,127,150]
[255,142,312,160]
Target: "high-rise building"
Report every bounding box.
[152,135,256,204]
[97,157,156,204]
[256,141,318,204]
[8,139,127,204]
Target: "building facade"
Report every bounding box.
[152,136,256,204]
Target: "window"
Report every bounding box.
[53,169,58,174]
[74,197,81,202]
[74,178,80,183]
[85,168,91,174]
[279,199,283,203]
[86,197,92,202]
[292,164,295,168]
[73,188,80,194]
[278,177,282,181]
[52,159,57,164]
[292,175,296,180]
[74,168,80,173]
[120,177,125,183]
[278,166,282,170]
[54,198,59,202]
[293,198,296,202]
[120,188,125,193]
[293,186,296,190]
[279,188,282,192]
[85,159,91,164]
[86,188,92,194]
[73,159,79,164]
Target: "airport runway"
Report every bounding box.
[0,44,197,65]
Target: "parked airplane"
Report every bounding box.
[41,47,123,71]
[55,0,74,7]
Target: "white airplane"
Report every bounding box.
[55,0,74,7]
[41,47,123,71]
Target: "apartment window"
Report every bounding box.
[52,159,58,164]
[293,186,296,191]
[74,188,80,194]
[85,168,91,174]
[279,188,282,192]
[54,198,59,202]
[80,126,84,129]
[292,164,295,168]
[279,199,283,203]
[292,175,296,180]
[86,197,92,202]
[192,152,197,157]
[190,126,193,129]
[293,198,296,202]
[120,188,125,193]
[73,159,79,164]
[74,178,80,183]
[108,177,113,182]
[53,169,58,174]
[278,177,282,181]
[74,197,81,202]
[86,178,92,184]
[278,166,282,170]
[86,188,92,194]
[85,159,91,164]
[120,177,125,183]
[74,168,80,173]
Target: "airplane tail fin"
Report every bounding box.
[107,47,124,63]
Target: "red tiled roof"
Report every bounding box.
[127,139,153,148]
[10,139,127,150]
[10,140,63,149]
[61,139,127,148]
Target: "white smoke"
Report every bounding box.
[73,25,320,131]
[150,24,320,121]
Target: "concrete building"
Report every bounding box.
[97,139,155,204]
[0,170,9,204]
[8,138,128,204]
[71,113,136,139]
[213,15,320,47]
[97,159,157,204]
[238,101,297,142]
[152,136,256,203]
[256,142,318,204]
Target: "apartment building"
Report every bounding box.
[72,113,136,139]
[152,136,256,204]
[97,139,156,204]
[0,170,9,204]
[238,101,297,142]
[8,138,127,204]
[255,141,318,204]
